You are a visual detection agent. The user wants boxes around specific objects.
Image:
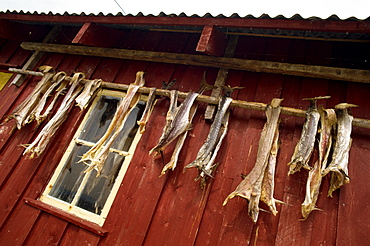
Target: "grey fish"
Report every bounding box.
[149,91,199,155]
[223,98,283,223]
[301,107,336,219]
[184,86,243,188]
[288,96,330,175]
[150,73,215,156]
[322,103,358,197]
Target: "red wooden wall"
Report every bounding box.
[0,19,369,246]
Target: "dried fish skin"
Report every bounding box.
[33,72,67,125]
[149,91,199,155]
[5,66,56,129]
[223,98,283,223]
[301,108,336,219]
[260,127,280,216]
[184,96,232,185]
[23,72,85,158]
[75,79,102,110]
[137,87,157,134]
[288,96,330,175]
[322,103,357,197]
[80,72,145,176]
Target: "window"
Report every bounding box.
[40,89,146,226]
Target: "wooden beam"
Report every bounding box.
[196,25,227,56]
[2,13,370,33]
[204,35,239,120]
[72,22,127,48]
[24,198,108,236]
[10,26,61,87]
[10,67,370,129]
[20,42,370,84]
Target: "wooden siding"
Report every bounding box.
[0,23,369,246]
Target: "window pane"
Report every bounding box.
[76,103,145,214]
[49,145,90,203]
[79,95,120,143]
[76,153,125,214]
[48,93,146,215]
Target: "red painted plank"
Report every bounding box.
[23,213,68,246]
[0,40,21,63]
[196,25,227,56]
[194,70,256,246]
[0,55,98,244]
[72,22,129,48]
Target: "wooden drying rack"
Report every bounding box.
[8,68,370,129]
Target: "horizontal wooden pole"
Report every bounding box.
[9,68,370,129]
[21,42,370,84]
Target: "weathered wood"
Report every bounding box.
[196,25,227,56]
[21,42,370,84]
[11,26,61,87]
[204,35,239,119]
[9,67,370,129]
[72,22,128,48]
[24,198,108,236]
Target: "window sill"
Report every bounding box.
[24,197,108,237]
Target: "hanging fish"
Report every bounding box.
[223,98,283,223]
[150,73,215,175]
[137,87,157,134]
[288,96,330,175]
[2,66,55,129]
[184,86,242,188]
[34,72,68,125]
[301,107,336,219]
[322,103,358,197]
[260,126,281,216]
[80,71,145,176]
[138,80,175,134]
[23,72,85,158]
[75,78,102,110]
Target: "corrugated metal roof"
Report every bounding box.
[1,10,370,21]
[1,10,370,41]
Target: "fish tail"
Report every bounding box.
[197,72,217,94]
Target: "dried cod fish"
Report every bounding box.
[80,71,145,176]
[150,74,215,175]
[301,107,336,219]
[288,96,330,175]
[23,72,85,158]
[322,103,358,197]
[33,72,67,125]
[3,66,55,129]
[185,86,242,187]
[260,127,281,216]
[149,91,199,155]
[137,87,156,134]
[137,80,176,134]
[223,98,283,223]
[75,79,102,110]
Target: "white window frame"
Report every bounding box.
[40,89,145,226]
